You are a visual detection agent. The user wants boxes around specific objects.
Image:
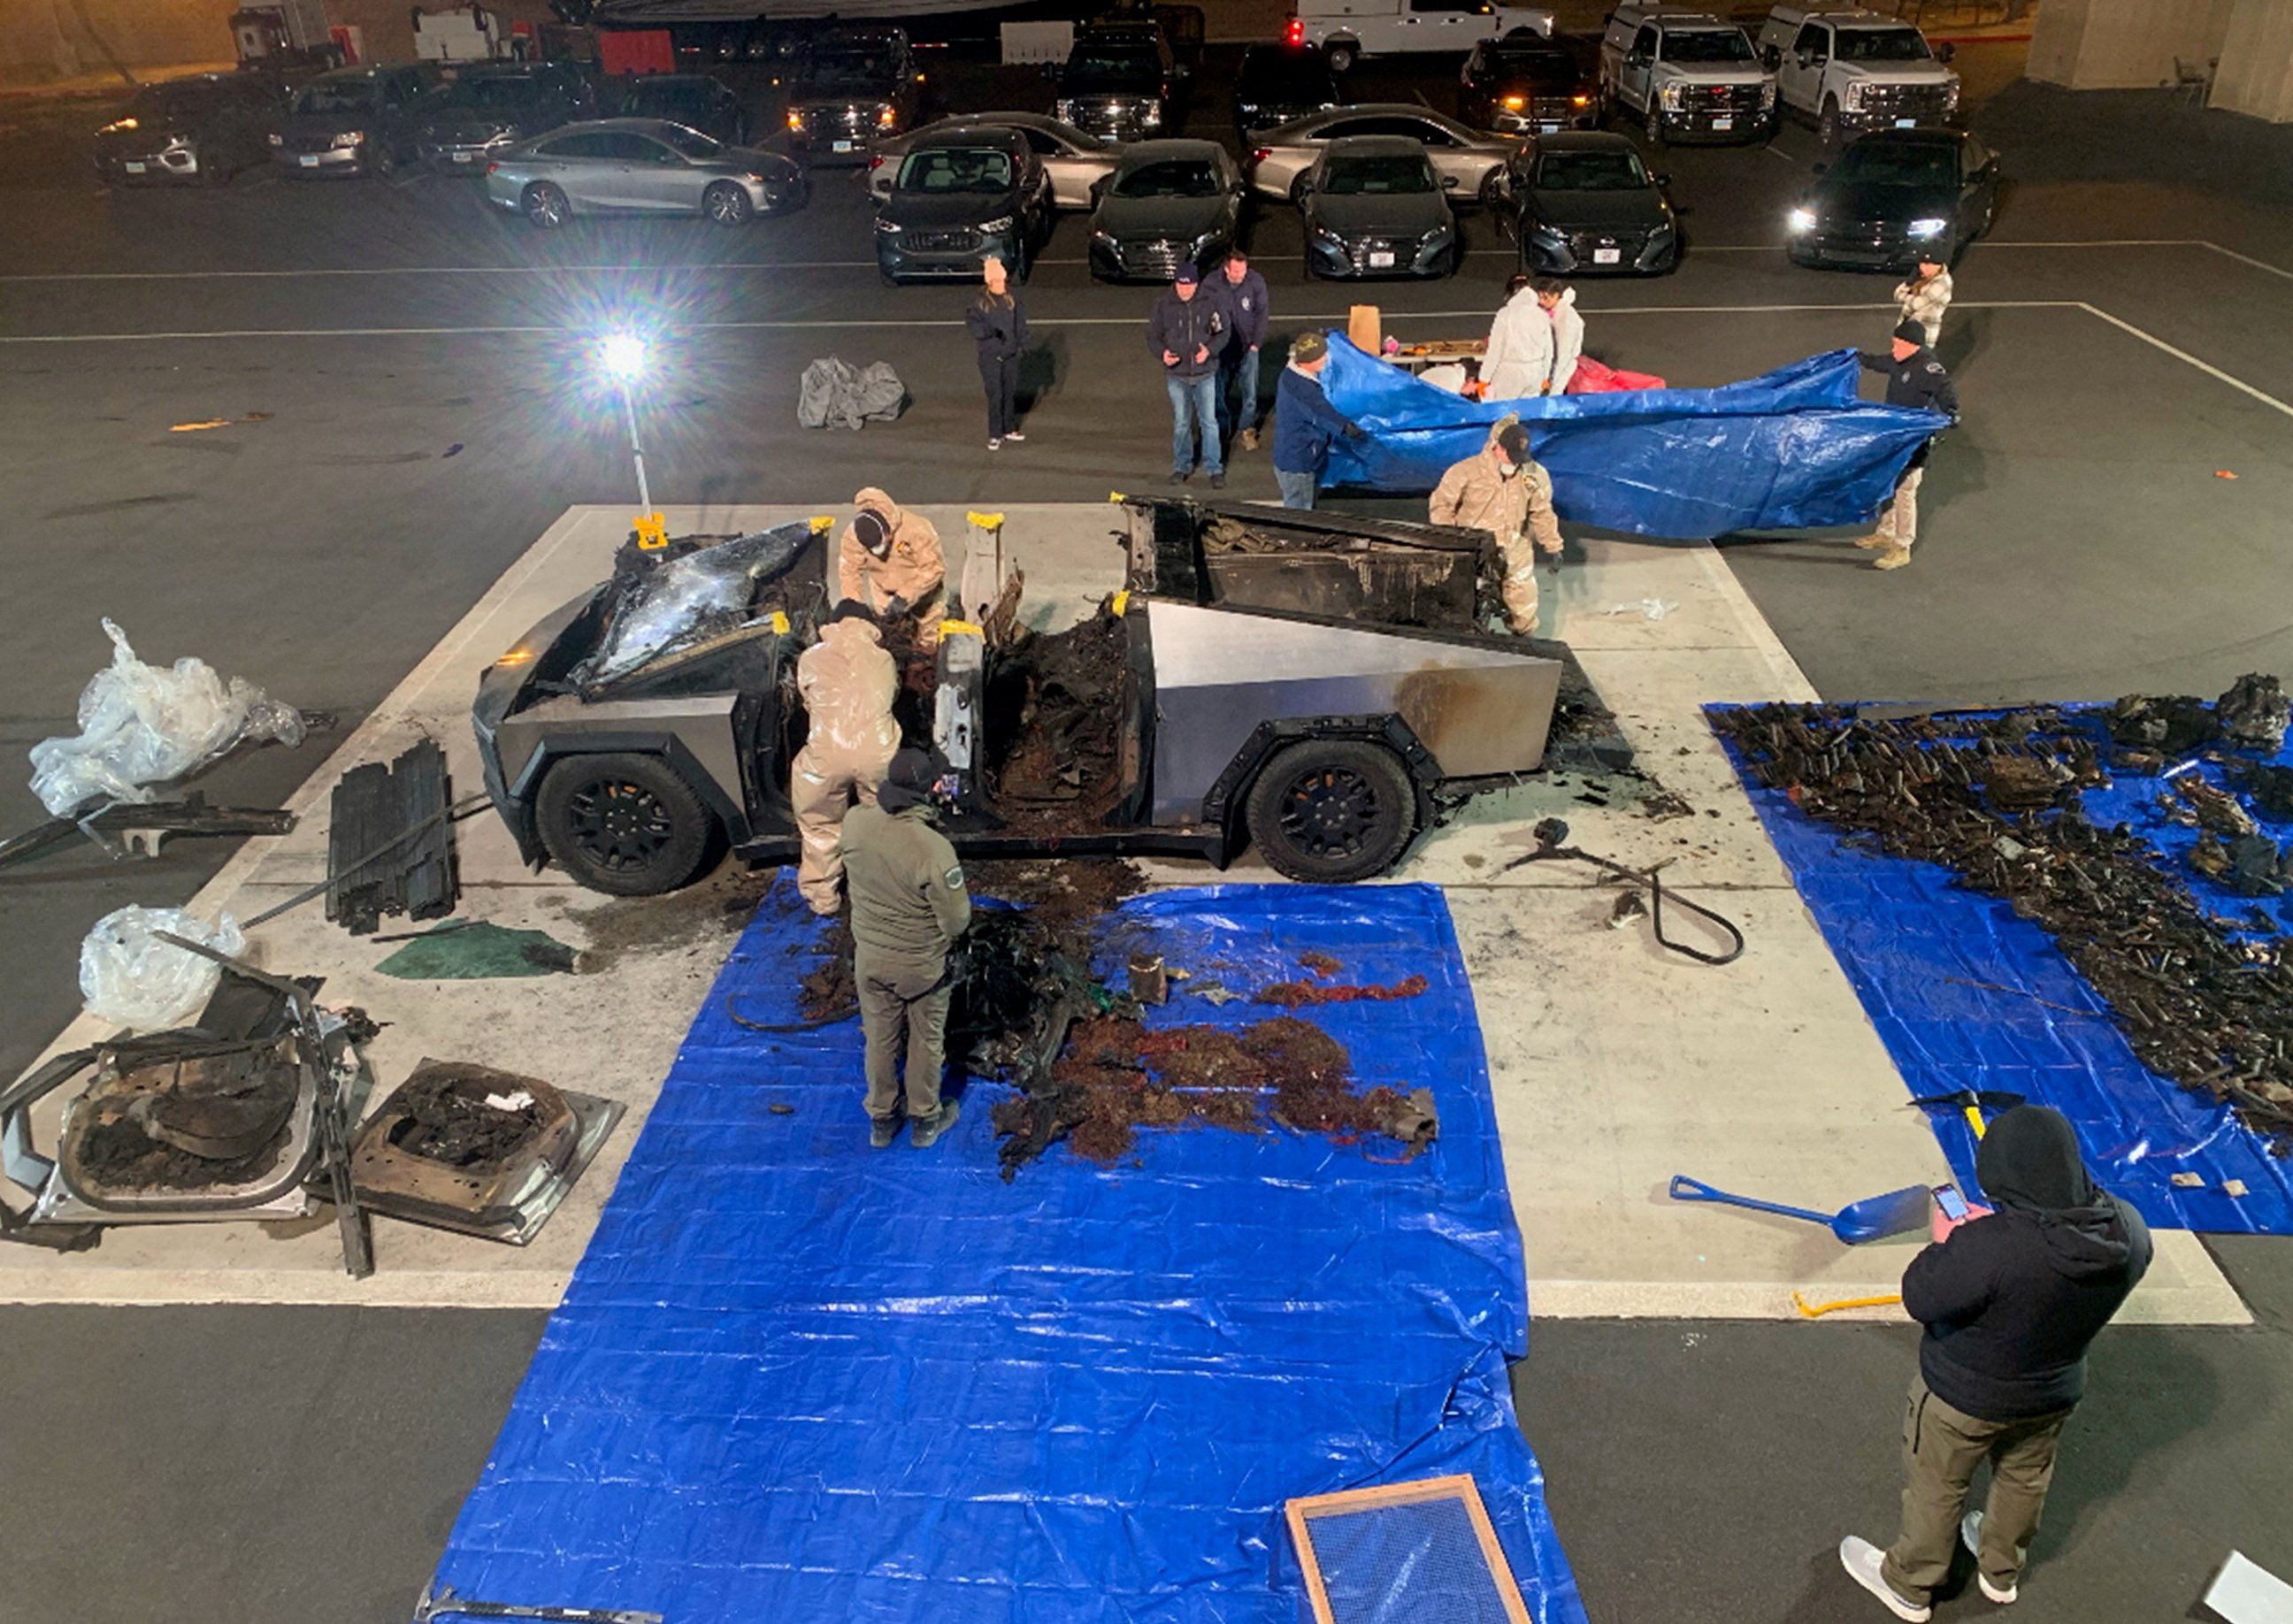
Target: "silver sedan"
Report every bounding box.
[485,119,808,229]
[868,112,1120,210]
[1246,104,1518,203]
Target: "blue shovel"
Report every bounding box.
[1668,1174,1932,1245]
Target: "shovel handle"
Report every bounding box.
[1668,1175,1835,1227]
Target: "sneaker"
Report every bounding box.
[1852,532,1890,549]
[1004,430,1026,443]
[1839,1537,1930,1622]
[869,1115,901,1150]
[909,1099,962,1150]
[1239,426,1260,452]
[1874,546,1913,571]
[1170,469,1189,486]
[1961,1512,2017,1604]
[988,437,1002,450]
[1208,472,1227,489]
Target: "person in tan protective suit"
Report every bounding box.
[838,488,947,654]
[792,602,901,915]
[1428,417,1563,634]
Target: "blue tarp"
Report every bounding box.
[1713,705,2293,1235]
[433,881,1585,1624]
[1319,337,1942,540]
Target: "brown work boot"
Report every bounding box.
[1852,533,1890,549]
[1873,546,1912,571]
[1239,426,1260,452]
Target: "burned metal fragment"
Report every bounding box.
[328,739,458,935]
[2218,673,2290,752]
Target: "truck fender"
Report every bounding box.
[1200,714,1438,860]
[508,732,753,855]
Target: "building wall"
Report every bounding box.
[2027,0,2233,88]
[0,0,238,80]
[2213,0,2293,119]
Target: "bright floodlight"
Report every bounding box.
[602,333,649,383]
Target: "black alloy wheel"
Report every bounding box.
[1245,739,1418,883]
[537,753,718,895]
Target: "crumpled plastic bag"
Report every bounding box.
[797,356,905,432]
[28,619,305,817]
[79,904,244,1031]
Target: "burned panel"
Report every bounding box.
[329,739,457,936]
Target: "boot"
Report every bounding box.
[1239,426,1260,452]
[1873,546,1912,571]
[909,1098,962,1150]
[1852,532,1890,549]
[869,1115,901,1150]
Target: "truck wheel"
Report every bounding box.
[536,752,719,896]
[1245,739,1418,884]
[1325,39,1357,73]
[1643,100,1665,146]
[1818,99,1841,149]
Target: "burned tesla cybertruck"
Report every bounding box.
[472,501,1571,893]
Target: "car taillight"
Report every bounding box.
[869,154,884,172]
[486,161,499,173]
[1252,147,1272,165]
[1285,17,1304,44]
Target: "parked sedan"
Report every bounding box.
[616,73,747,145]
[1458,31,1597,134]
[1233,44,1339,147]
[1247,104,1514,203]
[417,63,591,175]
[94,72,285,188]
[1787,126,1998,269]
[870,113,1117,210]
[269,65,440,179]
[875,126,1054,282]
[1087,139,1245,282]
[486,119,808,228]
[1300,135,1458,280]
[1495,131,1676,274]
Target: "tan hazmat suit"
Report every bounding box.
[838,488,947,653]
[1429,417,1563,633]
[791,616,901,915]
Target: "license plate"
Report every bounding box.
[124,161,146,174]
[1713,115,1734,130]
[1593,247,1621,264]
[1369,250,1395,268]
[452,150,472,163]
[1894,117,1917,128]
[298,154,318,167]
[832,139,855,152]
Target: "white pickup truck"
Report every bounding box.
[1598,4,1775,146]
[1754,6,1959,148]
[1292,0,1553,75]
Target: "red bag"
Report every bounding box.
[1566,356,1666,394]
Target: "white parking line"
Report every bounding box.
[2078,303,2293,419]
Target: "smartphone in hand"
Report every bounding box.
[1934,1183,1971,1222]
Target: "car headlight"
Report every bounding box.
[1312,224,1345,245]
[1055,99,1075,120]
[1788,207,1816,234]
[1501,95,1525,111]
[875,217,901,233]
[1760,81,1777,107]
[99,117,140,134]
[979,215,1014,233]
[1660,83,1683,111]
[1424,222,1455,241]
[333,130,364,148]
[1091,226,1117,244]
[1529,220,1565,242]
[1842,82,1866,111]
[1141,106,1162,128]
[1944,81,1960,111]
[267,132,284,147]
[1907,218,1948,239]
[786,109,805,130]
[876,103,896,128]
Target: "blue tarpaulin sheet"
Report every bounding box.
[1319,337,1942,540]
[1713,705,2293,1235]
[432,880,1585,1624]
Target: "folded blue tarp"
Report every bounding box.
[432,881,1586,1623]
[1319,337,1944,540]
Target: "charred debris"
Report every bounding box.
[1710,676,2293,1154]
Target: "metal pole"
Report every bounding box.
[619,379,652,515]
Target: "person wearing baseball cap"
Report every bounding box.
[1146,259,1230,487]
[1270,331,1367,510]
[1854,320,1961,571]
[1429,414,1563,632]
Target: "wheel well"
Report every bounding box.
[1202,716,1438,855]
[518,737,748,843]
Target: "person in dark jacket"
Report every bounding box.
[1271,332,1364,509]
[1840,1106,2152,1622]
[1854,320,1960,571]
[1212,249,1272,450]
[964,255,1028,450]
[1147,261,1229,486]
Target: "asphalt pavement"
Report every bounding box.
[2,42,2290,1623]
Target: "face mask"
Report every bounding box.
[1499,461,1522,479]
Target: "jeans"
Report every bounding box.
[1220,344,1265,437]
[1276,467,1318,509]
[977,349,1019,439]
[1165,370,1223,477]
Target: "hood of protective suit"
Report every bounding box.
[854,487,904,531]
[1975,1105,2135,1280]
[1550,287,1577,314]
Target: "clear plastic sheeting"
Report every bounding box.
[79,904,244,1031]
[581,525,809,684]
[432,881,1585,1624]
[1714,704,2293,1235]
[1310,1496,1516,1624]
[28,618,305,817]
[1318,338,1943,539]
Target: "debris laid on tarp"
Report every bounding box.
[0,793,293,872]
[79,904,244,1030]
[1317,339,1944,539]
[1254,972,1431,1007]
[1711,693,2293,1233]
[377,921,578,980]
[795,356,904,432]
[329,739,458,935]
[28,618,306,818]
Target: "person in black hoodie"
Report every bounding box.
[1840,1106,2151,1621]
[964,256,1028,450]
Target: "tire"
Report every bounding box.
[372,142,398,180]
[704,180,754,226]
[522,181,570,230]
[535,753,719,896]
[1244,738,1418,884]
[1325,39,1357,74]
[1817,98,1841,150]
[1643,100,1665,147]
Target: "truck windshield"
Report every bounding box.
[803,48,894,90]
[1663,29,1755,64]
[1536,149,1647,190]
[1486,48,1576,84]
[1837,28,1933,62]
[1069,47,1160,80]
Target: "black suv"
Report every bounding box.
[616,73,748,145]
[785,27,924,164]
[1055,23,1185,142]
[418,64,591,174]
[1233,45,1338,147]
[875,126,1053,283]
[1459,31,1598,134]
[270,65,441,179]
[95,72,286,188]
